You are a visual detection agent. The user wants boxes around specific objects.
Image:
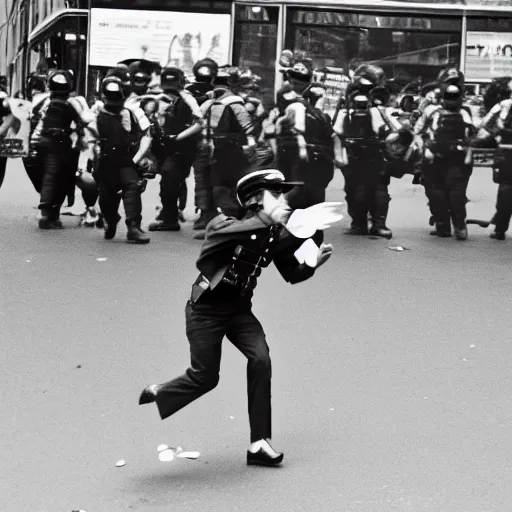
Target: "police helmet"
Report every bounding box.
[161,67,186,91]
[101,76,125,105]
[442,84,463,110]
[193,58,218,83]
[48,70,73,94]
[438,68,465,88]
[353,64,385,87]
[370,85,391,106]
[287,61,313,83]
[214,66,241,89]
[106,65,131,85]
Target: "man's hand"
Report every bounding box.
[316,243,333,268]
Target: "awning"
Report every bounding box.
[28,9,88,44]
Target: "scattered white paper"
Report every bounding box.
[388,246,409,252]
[25,260,31,263]
[115,460,126,467]
[96,258,108,262]
[470,344,476,348]
[294,239,319,267]
[330,408,335,411]
[229,416,235,420]
[158,449,175,462]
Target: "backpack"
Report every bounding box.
[204,96,246,144]
[430,109,467,153]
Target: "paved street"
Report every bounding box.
[1,160,512,512]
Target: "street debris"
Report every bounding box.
[115,459,126,467]
[96,257,108,262]
[158,445,200,462]
[387,245,409,252]
[76,365,82,369]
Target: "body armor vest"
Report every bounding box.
[96,108,140,160]
[158,94,194,137]
[221,225,280,294]
[304,105,333,147]
[206,98,246,146]
[40,98,78,142]
[342,108,380,158]
[430,109,466,154]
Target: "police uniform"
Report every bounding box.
[139,170,333,466]
[203,69,256,219]
[148,67,203,231]
[91,76,151,244]
[418,85,474,240]
[334,83,401,238]
[35,70,96,229]
[490,99,512,239]
[186,59,219,231]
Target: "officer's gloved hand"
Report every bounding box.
[137,156,157,179]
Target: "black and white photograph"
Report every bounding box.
[1,0,512,511]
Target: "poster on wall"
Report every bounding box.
[313,67,350,119]
[466,31,512,81]
[89,9,231,77]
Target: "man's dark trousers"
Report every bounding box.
[155,299,272,443]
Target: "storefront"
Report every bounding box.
[231,1,512,110]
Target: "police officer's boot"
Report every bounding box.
[454,227,468,241]
[127,221,150,244]
[38,207,64,230]
[103,213,121,240]
[430,222,452,237]
[369,217,393,239]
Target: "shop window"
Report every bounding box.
[286,8,462,96]
[233,5,279,108]
[466,17,512,82]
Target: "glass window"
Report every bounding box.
[233,5,279,108]
[466,17,512,82]
[286,9,462,89]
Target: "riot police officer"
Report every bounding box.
[34,70,96,229]
[91,76,153,244]
[415,84,474,240]
[148,67,203,231]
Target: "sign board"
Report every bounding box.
[466,31,512,81]
[313,67,350,119]
[0,99,31,158]
[89,8,231,77]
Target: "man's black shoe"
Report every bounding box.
[369,226,393,239]
[247,448,284,467]
[139,384,159,405]
[490,231,506,240]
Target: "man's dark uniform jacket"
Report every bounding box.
[190,210,317,304]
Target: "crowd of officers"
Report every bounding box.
[4,54,512,243]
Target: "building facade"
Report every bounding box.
[1,0,511,105]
